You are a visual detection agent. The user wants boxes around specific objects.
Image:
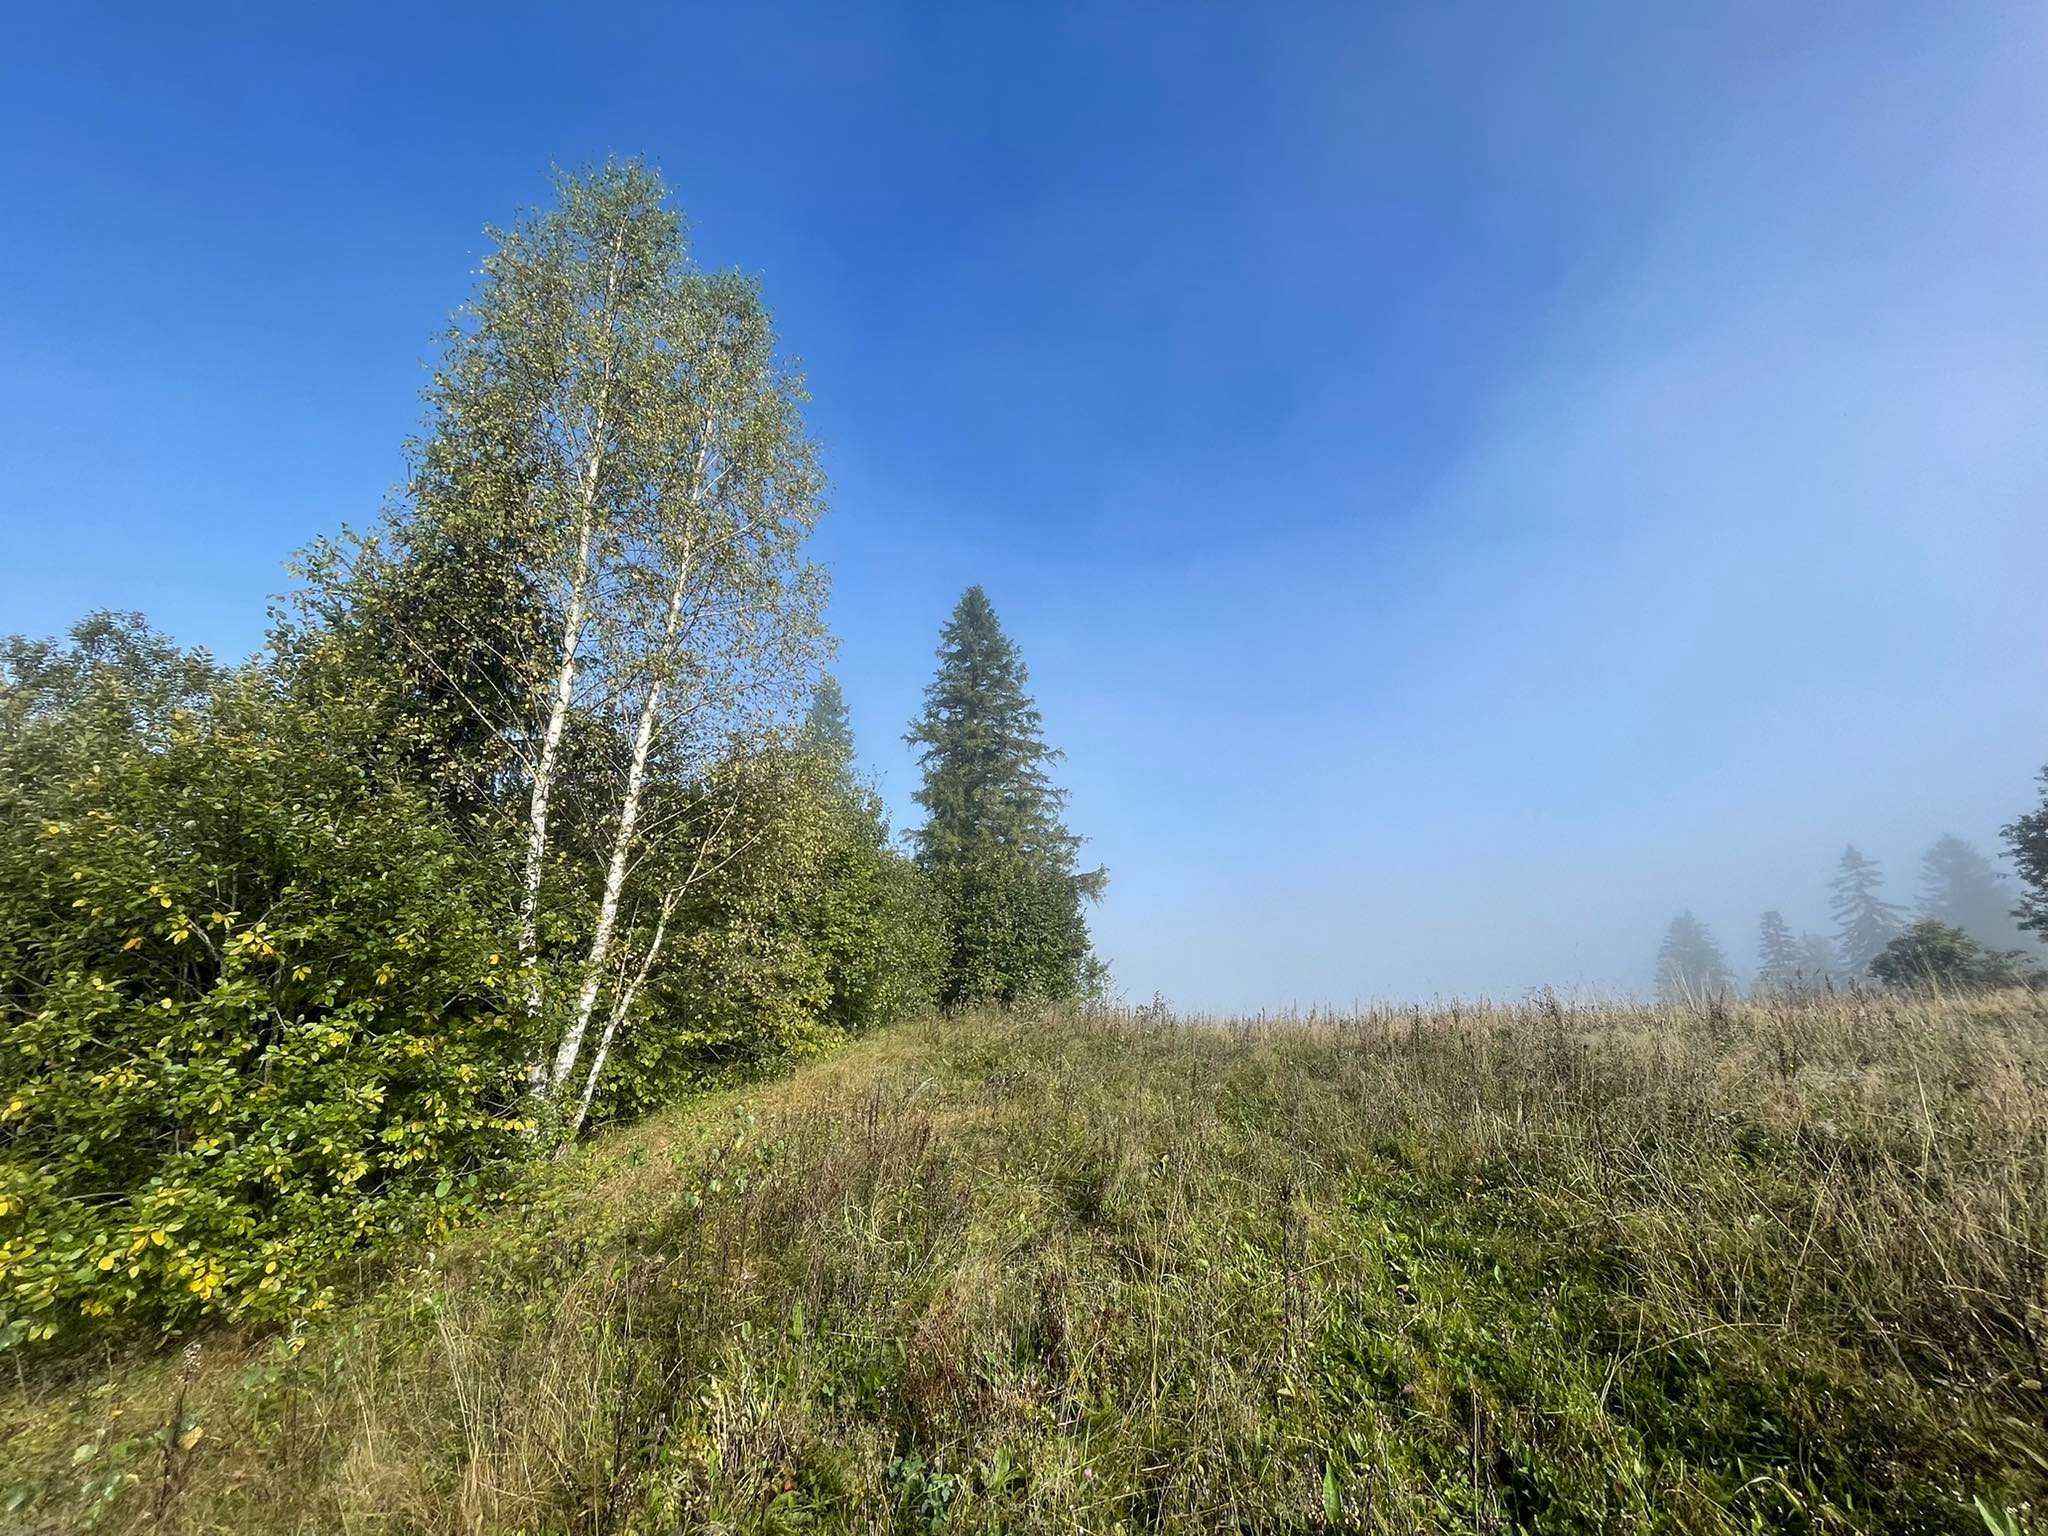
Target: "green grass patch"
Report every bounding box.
[5,994,2046,1532]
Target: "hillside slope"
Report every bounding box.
[7,995,2047,1534]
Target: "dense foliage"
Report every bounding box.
[2007,769,2048,942]
[0,620,529,1346]
[1870,919,2040,991]
[0,166,1019,1355]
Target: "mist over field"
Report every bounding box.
[1042,7,2048,1011]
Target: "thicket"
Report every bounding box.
[0,163,1098,1355]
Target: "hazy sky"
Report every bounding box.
[3,3,2043,1007]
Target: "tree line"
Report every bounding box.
[0,164,1103,1351]
[1656,821,2048,1001]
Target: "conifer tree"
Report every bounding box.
[802,674,857,770]
[1655,911,1736,1002]
[1918,833,2032,954]
[1794,932,1840,987]
[1831,845,1905,977]
[1754,909,1803,996]
[907,586,1104,1007]
[2006,768,2048,942]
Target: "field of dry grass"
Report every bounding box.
[5,990,2047,1533]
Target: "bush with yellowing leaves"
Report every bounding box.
[0,616,532,1351]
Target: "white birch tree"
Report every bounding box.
[542,269,828,1097]
[290,162,830,1116]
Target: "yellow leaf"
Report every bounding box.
[176,1425,204,1451]
[122,936,144,951]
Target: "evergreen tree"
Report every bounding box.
[1655,911,1736,1002]
[2002,768,2048,943]
[907,587,1104,1007]
[802,674,857,770]
[1918,834,2032,954]
[1794,932,1840,988]
[1753,909,1803,996]
[1870,920,2040,991]
[1831,845,1905,977]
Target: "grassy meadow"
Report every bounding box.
[5,990,2046,1534]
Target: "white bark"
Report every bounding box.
[518,503,594,1027]
[517,225,629,1077]
[571,889,676,1136]
[547,559,690,1093]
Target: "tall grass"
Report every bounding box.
[6,990,2045,1533]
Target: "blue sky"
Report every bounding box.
[3,3,2044,1007]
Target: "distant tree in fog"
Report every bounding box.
[1656,911,1736,1002]
[1830,846,1905,977]
[1794,932,1840,988]
[1870,919,2040,991]
[1918,834,2032,954]
[2003,768,2048,942]
[1753,910,1804,996]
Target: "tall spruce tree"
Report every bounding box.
[907,586,1104,1007]
[1831,844,1905,977]
[1754,909,1803,996]
[1655,911,1736,1002]
[1918,833,2033,954]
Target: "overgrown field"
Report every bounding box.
[6,992,2047,1533]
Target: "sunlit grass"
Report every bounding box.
[6,990,2046,1532]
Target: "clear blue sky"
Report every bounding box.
[4,3,2044,1007]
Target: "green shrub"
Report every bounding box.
[593,750,941,1124]
[0,619,531,1350]
[1869,919,2042,990]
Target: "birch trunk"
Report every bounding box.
[517,226,629,1072]
[517,504,594,1031]
[571,890,675,1136]
[547,560,691,1092]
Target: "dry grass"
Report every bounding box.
[5,989,2047,1533]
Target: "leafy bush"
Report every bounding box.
[593,751,941,1124]
[1869,919,2041,990]
[0,619,531,1350]
[930,851,1096,1009]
